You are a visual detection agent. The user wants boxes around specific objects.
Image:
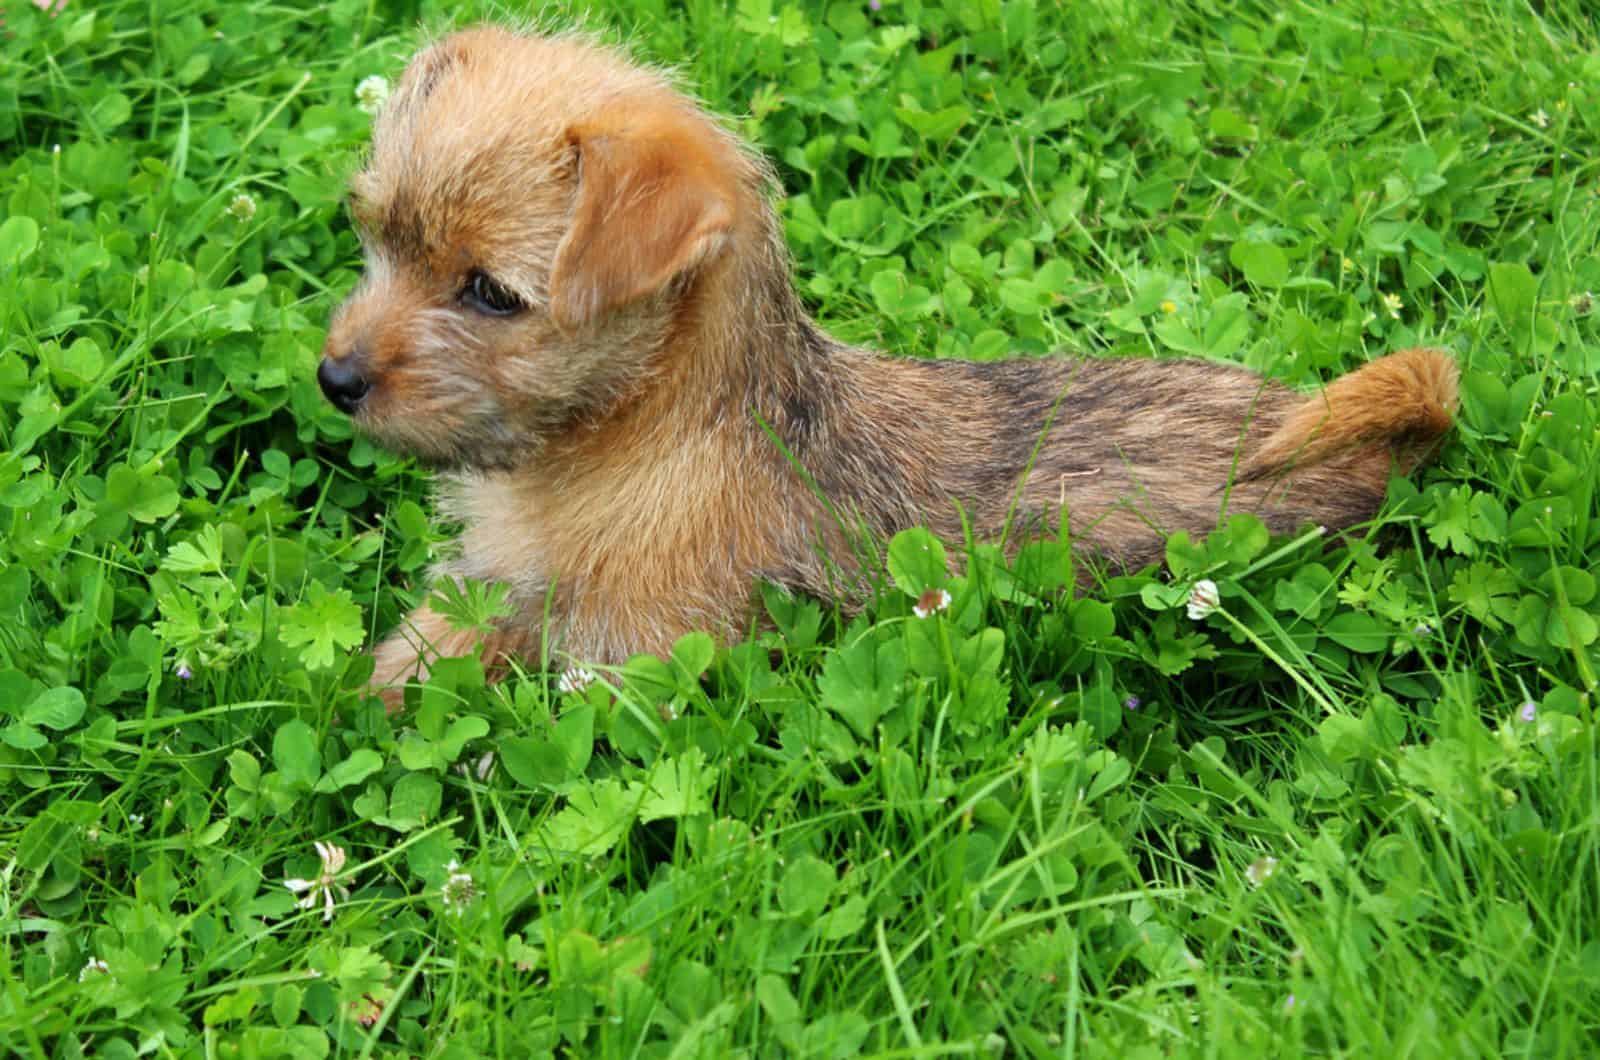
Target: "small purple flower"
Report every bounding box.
[1284,993,1297,1010]
[1123,695,1141,711]
[1519,701,1537,723]
[175,661,193,681]
[869,0,881,10]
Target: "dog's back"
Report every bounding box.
[764,344,1457,585]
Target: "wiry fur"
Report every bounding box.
[318,27,1459,697]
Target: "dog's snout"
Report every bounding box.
[318,354,371,414]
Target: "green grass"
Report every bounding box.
[3,0,1599,1055]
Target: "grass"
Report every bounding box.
[2,0,1599,1055]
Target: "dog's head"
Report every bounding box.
[320,27,759,469]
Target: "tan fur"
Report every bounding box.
[1242,345,1460,477]
[319,27,1458,703]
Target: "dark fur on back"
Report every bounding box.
[745,320,1416,602]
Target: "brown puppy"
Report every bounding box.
[319,26,1457,694]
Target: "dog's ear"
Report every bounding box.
[550,101,739,330]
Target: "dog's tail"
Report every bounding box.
[1242,347,1459,478]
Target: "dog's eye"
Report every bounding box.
[461,271,524,317]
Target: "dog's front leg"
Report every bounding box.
[369,600,540,712]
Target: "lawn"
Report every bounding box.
[2,0,1599,1055]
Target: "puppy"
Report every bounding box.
[319,26,1457,694]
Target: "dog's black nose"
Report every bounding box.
[318,356,371,414]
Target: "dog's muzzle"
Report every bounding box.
[318,354,371,414]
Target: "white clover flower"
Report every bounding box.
[227,193,257,223]
[557,666,597,694]
[349,994,384,1027]
[78,957,111,982]
[1381,291,1403,319]
[453,751,497,780]
[356,75,390,115]
[440,859,477,914]
[1186,579,1220,620]
[913,588,952,618]
[284,840,353,923]
[1245,855,1280,888]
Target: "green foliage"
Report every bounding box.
[2,0,1599,1056]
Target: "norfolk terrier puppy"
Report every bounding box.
[320,27,1458,695]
